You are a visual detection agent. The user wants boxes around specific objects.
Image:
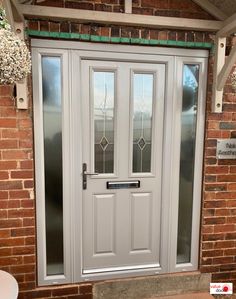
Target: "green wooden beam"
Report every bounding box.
[26,29,213,49]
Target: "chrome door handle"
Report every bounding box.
[84,172,99,176]
[82,163,98,190]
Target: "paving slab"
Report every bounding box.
[93,272,211,299]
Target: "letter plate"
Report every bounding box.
[107,181,140,189]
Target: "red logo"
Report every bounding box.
[223,285,229,292]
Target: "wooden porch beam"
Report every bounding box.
[18,4,222,32]
[192,0,227,21]
[217,12,236,37]
[10,0,24,22]
[217,44,236,91]
[212,37,226,113]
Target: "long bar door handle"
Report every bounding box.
[82,163,98,190]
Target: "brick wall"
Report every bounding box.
[1,0,236,298]
[200,38,236,287]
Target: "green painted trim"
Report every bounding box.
[26,29,213,49]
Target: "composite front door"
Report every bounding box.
[32,41,208,285]
[81,60,165,274]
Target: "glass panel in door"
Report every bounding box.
[94,71,115,174]
[132,73,154,173]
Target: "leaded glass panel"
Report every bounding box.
[94,71,115,174]
[132,73,154,173]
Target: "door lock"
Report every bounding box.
[82,163,98,190]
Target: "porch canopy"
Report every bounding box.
[3,0,236,112]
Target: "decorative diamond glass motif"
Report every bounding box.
[132,73,154,173]
[138,137,146,150]
[100,136,109,151]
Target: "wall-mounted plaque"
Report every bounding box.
[217,139,236,159]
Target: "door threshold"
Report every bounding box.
[83,263,161,274]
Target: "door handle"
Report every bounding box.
[82,163,98,190]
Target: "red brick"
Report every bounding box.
[36,0,64,7]
[0,85,13,96]
[2,150,28,160]
[24,180,34,188]
[142,0,168,9]
[28,20,39,31]
[0,256,23,266]
[228,183,236,190]
[8,208,34,219]
[23,218,35,227]
[52,287,79,296]
[214,241,235,249]
[204,217,225,225]
[0,229,11,238]
[205,166,229,174]
[0,161,17,170]
[20,160,33,170]
[0,107,16,117]
[10,264,35,274]
[0,119,16,128]
[25,237,35,245]
[11,170,33,179]
[23,255,35,264]
[213,257,234,265]
[79,285,93,294]
[21,200,34,208]
[9,190,29,199]
[19,140,33,149]
[12,246,35,255]
[0,191,8,199]
[214,224,235,233]
[202,250,223,257]
[11,227,35,237]
[0,237,25,247]
[0,247,12,256]
[0,171,9,179]
[0,180,22,190]
[8,200,21,209]
[65,1,94,10]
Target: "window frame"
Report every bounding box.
[32,48,72,285]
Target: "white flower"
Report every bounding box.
[0,28,31,84]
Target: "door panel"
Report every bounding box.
[81,60,165,273]
[131,192,152,252]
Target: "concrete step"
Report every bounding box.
[93,272,211,299]
[148,292,214,299]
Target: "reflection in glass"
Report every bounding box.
[132,73,153,173]
[94,71,114,173]
[42,56,64,275]
[177,64,199,264]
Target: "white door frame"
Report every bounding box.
[32,39,208,285]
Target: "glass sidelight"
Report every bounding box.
[177,64,199,264]
[42,56,64,275]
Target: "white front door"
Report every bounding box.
[32,40,208,285]
[81,60,165,274]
